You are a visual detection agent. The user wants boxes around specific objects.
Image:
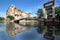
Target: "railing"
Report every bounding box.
[14,17,60,26]
[44,18,60,26]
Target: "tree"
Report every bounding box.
[0,17,4,20]
[55,7,60,20]
[55,7,60,14]
[7,15,14,20]
[37,9,43,18]
[0,17,4,23]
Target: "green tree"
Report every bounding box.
[37,9,43,18]
[55,7,60,19]
[7,15,14,20]
[0,17,4,23]
[55,7,60,14]
[0,17,4,20]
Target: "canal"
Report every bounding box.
[0,21,60,40]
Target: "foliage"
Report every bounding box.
[55,7,60,14]
[0,17,4,20]
[37,7,60,19]
[55,7,60,19]
[37,9,43,18]
[0,17,4,23]
[33,16,37,18]
[7,15,14,20]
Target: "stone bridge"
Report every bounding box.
[14,18,44,24]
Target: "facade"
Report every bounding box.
[5,4,33,20]
[44,1,54,19]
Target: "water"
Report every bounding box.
[0,22,60,40]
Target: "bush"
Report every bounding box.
[7,15,14,20]
[0,17,4,20]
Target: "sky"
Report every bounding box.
[0,0,60,17]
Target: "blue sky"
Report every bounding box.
[0,0,60,17]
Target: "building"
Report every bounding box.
[5,4,33,20]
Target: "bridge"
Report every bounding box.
[18,18,44,21]
[14,18,44,24]
[14,17,60,26]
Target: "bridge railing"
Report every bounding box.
[44,18,60,26]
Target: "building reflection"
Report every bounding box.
[37,20,55,40]
[6,21,38,36]
[44,26,55,40]
[6,22,15,36]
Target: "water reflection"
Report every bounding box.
[37,20,55,40]
[0,23,6,32]
[37,20,44,34]
[44,26,55,40]
[37,20,60,40]
[0,20,60,40]
[6,22,34,36]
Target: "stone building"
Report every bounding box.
[5,4,33,20]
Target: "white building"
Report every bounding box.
[5,4,33,20]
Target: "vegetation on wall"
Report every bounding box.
[7,15,14,20]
